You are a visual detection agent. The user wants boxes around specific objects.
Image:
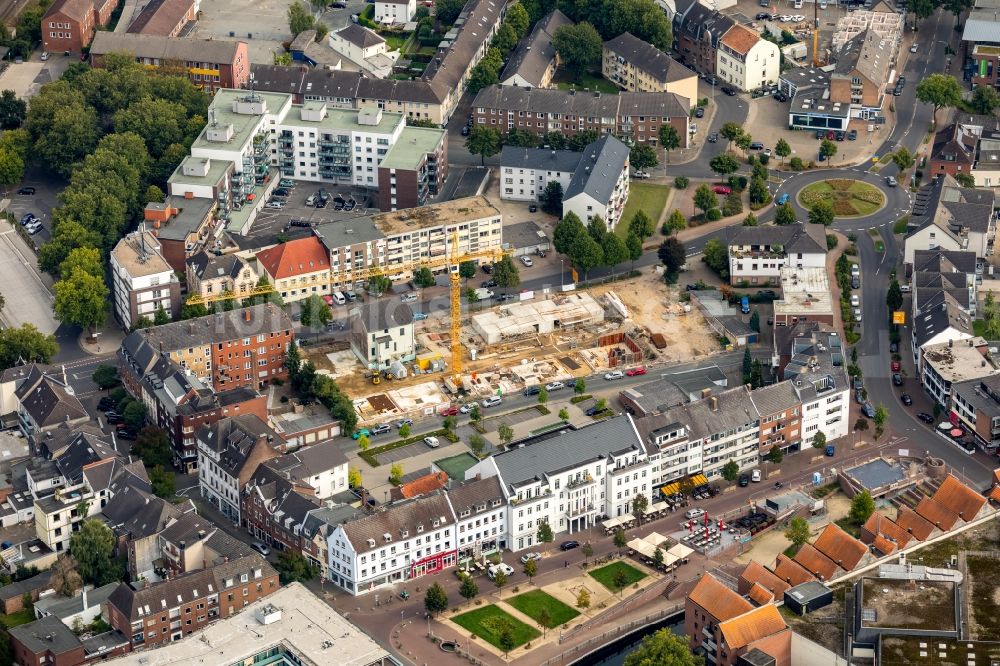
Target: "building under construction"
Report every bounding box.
[470,292,605,345]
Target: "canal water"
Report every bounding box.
[571,611,685,666]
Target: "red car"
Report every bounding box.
[439,406,459,416]
[712,185,731,195]
[891,360,901,372]
[626,367,647,377]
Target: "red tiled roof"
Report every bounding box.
[895,506,936,541]
[813,523,868,571]
[747,582,774,606]
[862,513,913,549]
[739,560,791,597]
[931,474,987,521]
[256,236,329,280]
[993,468,1000,486]
[398,471,448,499]
[773,554,815,587]
[872,535,896,555]
[989,485,1000,503]
[45,0,94,22]
[719,24,760,55]
[914,497,959,531]
[688,574,753,622]
[793,544,841,581]
[718,604,787,649]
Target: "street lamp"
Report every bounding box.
[560,259,564,287]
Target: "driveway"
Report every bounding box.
[0,52,72,100]
[5,166,63,247]
[0,219,58,334]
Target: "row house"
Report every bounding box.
[119,330,269,472]
[254,235,332,304]
[186,251,260,304]
[157,512,256,578]
[471,85,691,149]
[727,223,828,286]
[561,135,631,231]
[910,249,978,321]
[602,32,698,103]
[673,3,735,78]
[102,482,195,580]
[242,465,323,554]
[781,330,851,445]
[447,476,506,563]
[903,175,997,266]
[467,417,658,551]
[197,414,281,524]
[499,10,572,89]
[106,554,278,650]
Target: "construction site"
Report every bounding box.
[299,269,724,424]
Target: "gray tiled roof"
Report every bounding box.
[603,32,692,84]
[564,135,629,205]
[196,415,278,478]
[728,223,827,255]
[424,0,505,101]
[265,440,347,482]
[499,10,571,87]
[139,304,292,352]
[187,251,252,282]
[15,366,87,429]
[492,417,646,490]
[9,616,81,655]
[783,330,850,401]
[914,299,973,348]
[677,3,735,47]
[341,492,454,554]
[749,380,801,417]
[500,146,583,174]
[90,32,242,65]
[355,296,413,332]
[473,85,689,121]
[102,484,185,540]
[446,475,504,516]
[658,385,759,442]
[912,249,977,275]
[337,24,384,49]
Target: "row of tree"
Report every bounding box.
[285,342,359,432]
[553,209,656,280]
[467,2,531,92]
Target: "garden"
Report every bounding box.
[588,561,646,593]
[451,604,541,651]
[798,179,885,217]
[618,183,668,239]
[506,589,580,628]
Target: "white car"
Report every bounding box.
[488,563,514,579]
[265,201,284,209]
[481,396,502,408]
[400,292,418,303]
[910,43,919,53]
[779,14,791,21]
[685,508,706,520]
[792,14,805,21]
[632,171,650,179]
[850,294,860,307]
[520,552,542,564]
[545,381,565,391]
[853,308,863,323]
[520,256,533,267]
[423,436,440,448]
[40,51,48,61]
[850,263,860,277]
[604,370,624,381]
[459,402,478,413]
[24,220,42,235]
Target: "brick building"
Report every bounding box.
[41,0,116,55]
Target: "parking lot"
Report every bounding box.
[5,168,63,246]
[241,180,374,241]
[0,51,73,100]
[0,220,58,335]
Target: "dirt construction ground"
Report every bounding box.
[733,493,851,567]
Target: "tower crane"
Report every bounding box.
[186,233,511,382]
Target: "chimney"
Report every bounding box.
[709,396,719,411]
[245,309,252,323]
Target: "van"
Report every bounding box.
[305,194,316,206]
[345,290,357,302]
[482,396,502,408]
[474,288,494,300]
[332,292,346,305]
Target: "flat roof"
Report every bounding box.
[379,126,444,170]
[192,89,289,154]
[103,582,396,666]
[280,103,404,134]
[371,195,500,234]
[775,267,834,316]
[845,458,906,490]
[922,337,998,384]
[168,156,231,190]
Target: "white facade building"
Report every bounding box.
[374,0,415,24]
[447,476,507,563]
[717,24,780,92]
[109,231,180,330]
[498,146,579,203]
[196,416,278,525]
[728,223,828,285]
[560,135,631,231]
[466,417,657,551]
[784,330,851,444]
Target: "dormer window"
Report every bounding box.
[432,519,440,528]
[417,524,424,533]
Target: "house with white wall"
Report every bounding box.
[727,223,828,286]
[716,24,780,92]
[446,475,507,564]
[561,135,630,231]
[783,330,851,445]
[498,146,582,203]
[197,415,280,524]
[374,0,415,24]
[349,296,415,371]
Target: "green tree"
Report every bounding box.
[25,82,99,178]
[891,150,915,178]
[459,261,477,282]
[523,557,538,583]
[809,200,835,226]
[505,2,530,36]
[459,574,479,603]
[587,214,607,245]
[123,401,147,431]
[368,275,391,296]
[53,268,107,334]
[467,59,501,93]
[275,550,318,584]
[469,433,487,458]
[613,528,627,552]
[955,172,976,187]
[0,90,26,129]
[492,569,507,594]
[559,407,569,421]
[568,129,600,152]
[469,403,482,424]
[819,139,838,160]
[492,255,521,289]
[540,180,564,214]
[972,85,1000,115]
[659,124,680,163]
[149,465,175,499]
[774,138,791,165]
[399,422,411,438]
[630,144,658,171]
[719,122,744,150]
[701,239,728,278]
[943,0,972,27]
[48,554,83,597]
[492,22,518,51]
[742,347,753,383]
[389,463,404,485]
[657,237,686,283]
[915,74,964,125]
[767,445,784,464]
[553,23,603,81]
[785,516,810,550]
[131,427,172,468]
[629,210,656,239]
[613,568,630,597]
[569,231,603,280]
[812,430,827,449]
[906,0,935,29]
[663,209,686,235]
[574,378,586,395]
[465,125,502,165]
[537,606,552,637]
[749,309,760,332]
[498,620,515,657]
[849,490,876,525]
[0,143,24,188]
[721,460,740,483]
[92,364,119,391]
[357,434,370,452]
[576,587,591,608]
[113,97,188,158]
[603,233,628,276]
[653,546,664,569]
[69,520,118,586]
[435,0,464,23]
[744,212,758,226]
[874,404,888,429]
[287,0,315,34]
[443,415,457,434]
[348,468,362,488]
[625,232,643,269]
[300,294,332,332]
[413,267,436,288]
[553,212,585,254]
[709,153,740,179]
[775,202,797,226]
[887,280,903,313]
[424,582,449,615]
[498,421,514,448]
[0,324,58,371]
[537,521,554,543]
[693,184,718,217]
[582,541,594,562]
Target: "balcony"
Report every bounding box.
[566,473,596,489]
[566,504,595,518]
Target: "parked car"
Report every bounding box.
[19,213,36,226]
[481,396,502,408]
[461,125,470,136]
[901,393,913,406]
[585,405,601,416]
[751,469,761,482]
[851,294,860,307]
[738,474,750,487]
[520,552,542,563]
[487,563,514,578]
[695,107,705,118]
[825,445,835,456]
[835,131,845,141]
[917,412,934,423]
[851,276,860,289]
[116,428,137,441]
[889,342,898,353]
[523,385,541,396]
[396,418,414,429]
[749,141,764,150]
[459,402,478,413]
[371,424,391,435]
[847,129,858,141]
[626,367,647,376]
[545,381,565,391]
[892,373,903,386]
[440,406,459,416]
[352,428,370,440]
[776,193,789,205]
[16,187,35,195]
[528,204,538,213]
[891,360,901,372]
[862,402,876,418]
[24,220,42,234]
[722,86,737,96]
[481,264,493,274]
[279,179,295,188]
[252,542,271,556]
[685,508,706,520]
[98,396,117,411]
[400,292,418,303]
[559,540,580,551]
[423,436,440,448]
[413,312,428,320]
[910,43,919,53]
[604,370,624,380]
[520,256,533,267]
[713,185,732,194]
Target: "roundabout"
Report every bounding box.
[797,179,886,218]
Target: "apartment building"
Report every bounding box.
[125,304,294,392]
[125,0,197,36]
[673,3,735,77]
[42,0,116,55]
[110,231,182,330]
[241,464,322,552]
[829,29,894,114]
[376,126,449,211]
[561,135,630,231]
[602,32,698,103]
[142,197,218,273]
[449,476,507,562]
[498,145,582,203]
[349,296,416,370]
[89,32,250,93]
[326,492,457,595]
[330,25,391,78]
[313,218,388,291]
[781,330,851,444]
[10,615,127,666]
[727,223,828,285]
[261,440,349,499]
[375,0,415,24]
[500,10,572,88]
[186,251,261,303]
[102,483,194,580]
[717,24,780,92]
[467,417,657,551]
[197,414,281,524]
[471,85,691,148]
[254,235,331,304]
[950,373,1000,451]
[920,337,998,408]
[106,554,278,650]
[15,366,88,438]
[751,381,804,457]
[903,175,996,265]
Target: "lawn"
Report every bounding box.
[554,70,620,95]
[451,605,541,650]
[383,32,411,52]
[618,183,669,238]
[588,561,646,592]
[1,609,35,628]
[974,319,989,338]
[507,589,580,628]
[435,452,479,480]
[798,179,885,217]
